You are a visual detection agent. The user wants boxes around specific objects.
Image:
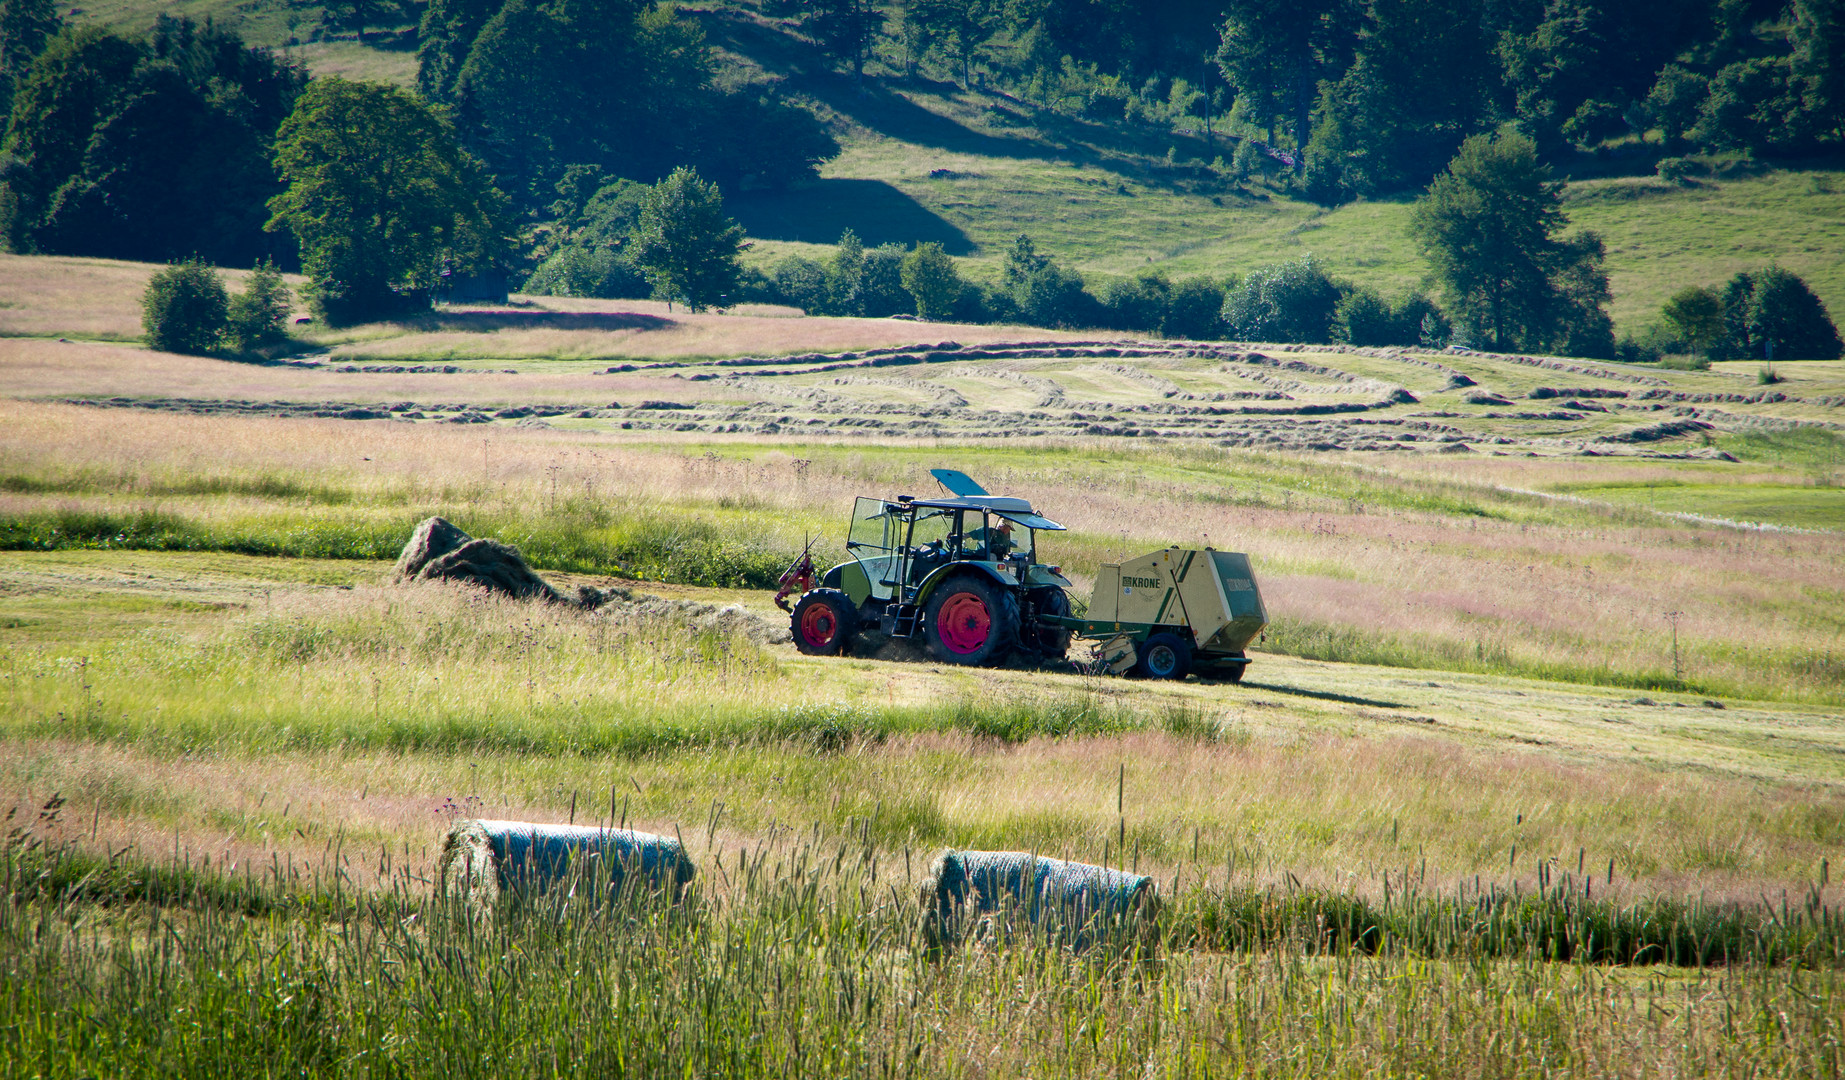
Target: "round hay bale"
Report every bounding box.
[438,819,695,911]
[918,849,1161,957]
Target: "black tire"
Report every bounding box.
[923,575,1018,667]
[1031,587,1074,658]
[1224,650,1248,683]
[791,589,855,656]
[1135,632,1192,680]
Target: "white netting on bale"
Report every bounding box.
[438,819,695,911]
[919,848,1161,957]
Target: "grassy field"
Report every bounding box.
[3,532,1843,1075]
[1,397,1841,1074]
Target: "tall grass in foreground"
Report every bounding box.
[3,813,1840,1079]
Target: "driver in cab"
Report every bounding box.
[967,516,1015,559]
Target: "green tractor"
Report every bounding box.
[777,469,1076,666]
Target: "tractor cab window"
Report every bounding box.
[905,507,957,583]
[967,511,1029,561]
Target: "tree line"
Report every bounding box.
[792,0,1844,204]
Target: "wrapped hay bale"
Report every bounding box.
[919,849,1161,956]
[438,819,695,911]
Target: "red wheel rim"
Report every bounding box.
[937,592,991,654]
[800,604,838,648]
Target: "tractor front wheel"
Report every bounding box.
[924,576,1018,667]
[1134,632,1192,680]
[791,589,855,656]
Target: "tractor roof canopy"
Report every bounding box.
[906,495,1065,532]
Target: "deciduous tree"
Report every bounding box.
[1408,132,1611,353]
[141,258,228,355]
[901,242,961,320]
[1660,285,1724,356]
[266,78,508,324]
[629,166,747,312]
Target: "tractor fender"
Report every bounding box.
[913,562,1014,607]
[821,561,873,607]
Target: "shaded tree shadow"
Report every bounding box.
[1236,681,1406,709]
[730,178,976,253]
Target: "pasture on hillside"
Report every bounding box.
[3,251,1844,1071]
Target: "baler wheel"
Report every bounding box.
[1135,632,1192,680]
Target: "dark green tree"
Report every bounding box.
[267,78,509,325]
[1163,276,1225,339]
[1332,285,1394,345]
[1692,57,1811,154]
[795,0,878,77]
[141,258,229,355]
[523,173,650,299]
[416,0,498,102]
[1302,0,1497,201]
[1221,255,1342,343]
[1660,285,1724,356]
[1,20,305,262]
[224,260,293,352]
[903,0,998,85]
[630,166,747,312]
[900,242,961,320]
[1001,234,1051,292]
[1497,0,1715,157]
[858,243,910,317]
[771,254,830,313]
[1716,268,1843,359]
[825,228,865,315]
[1215,0,1357,153]
[1097,271,1169,332]
[1408,132,1610,353]
[1640,66,1711,148]
[1791,0,1845,142]
[426,0,834,206]
[0,0,61,120]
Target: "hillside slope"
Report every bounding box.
[70,0,1845,336]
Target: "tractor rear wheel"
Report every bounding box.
[924,576,1018,667]
[1135,632,1192,680]
[791,589,854,656]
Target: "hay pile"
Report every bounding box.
[394,517,563,602]
[438,819,695,911]
[919,849,1161,956]
[391,517,791,644]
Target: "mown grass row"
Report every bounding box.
[2,824,1840,1079]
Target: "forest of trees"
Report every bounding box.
[854,0,1845,204]
[0,0,1841,351]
